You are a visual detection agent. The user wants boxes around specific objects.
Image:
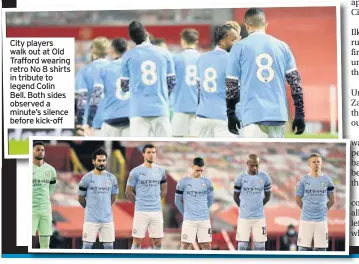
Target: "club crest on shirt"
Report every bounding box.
[202,183,207,188]
[321,181,328,188]
[259,180,264,185]
[106,179,111,186]
[45,170,50,177]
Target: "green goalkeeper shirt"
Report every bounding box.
[32,162,57,213]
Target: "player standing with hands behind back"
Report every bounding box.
[296,153,335,251]
[126,144,167,250]
[233,154,271,251]
[78,149,119,250]
[226,8,305,138]
[32,141,57,249]
[175,157,214,250]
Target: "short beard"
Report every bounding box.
[96,165,105,171]
[146,159,154,164]
[34,156,43,161]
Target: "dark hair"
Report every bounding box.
[181,28,199,45]
[214,24,236,45]
[153,38,166,46]
[143,144,156,153]
[92,148,107,161]
[128,21,147,45]
[148,33,155,44]
[244,8,266,27]
[111,37,127,55]
[193,157,205,167]
[33,141,44,147]
[240,24,249,39]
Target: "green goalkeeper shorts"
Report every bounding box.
[32,211,52,236]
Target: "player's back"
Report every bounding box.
[172,49,201,113]
[129,164,166,212]
[197,48,228,120]
[122,43,173,117]
[297,174,334,222]
[180,176,212,221]
[84,58,110,128]
[235,171,271,219]
[32,163,56,212]
[232,32,295,125]
[81,171,117,223]
[101,59,130,121]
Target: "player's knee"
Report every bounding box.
[152,238,162,248]
[200,242,211,250]
[238,241,249,250]
[103,242,113,249]
[298,246,309,251]
[82,242,93,249]
[131,238,142,249]
[254,242,265,251]
[314,248,326,251]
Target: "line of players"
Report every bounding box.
[31,141,336,251]
[74,8,306,139]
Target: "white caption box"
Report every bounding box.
[4,38,75,129]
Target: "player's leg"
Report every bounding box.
[258,124,285,138]
[236,218,251,250]
[32,212,41,248]
[171,112,187,137]
[82,222,101,249]
[37,212,53,249]
[130,117,152,137]
[197,220,212,250]
[131,211,148,249]
[190,116,213,138]
[313,221,328,251]
[120,126,130,137]
[152,116,172,137]
[148,212,165,249]
[180,220,197,250]
[243,124,268,138]
[213,119,240,138]
[92,128,103,137]
[252,218,267,251]
[99,222,115,249]
[101,122,121,137]
[297,220,315,251]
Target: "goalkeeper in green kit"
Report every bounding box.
[32,141,57,249]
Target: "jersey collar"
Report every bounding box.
[214,46,227,52]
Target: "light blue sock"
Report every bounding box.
[154,245,162,250]
[298,246,309,251]
[103,242,113,249]
[238,241,249,250]
[82,242,93,249]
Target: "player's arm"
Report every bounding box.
[49,168,57,196]
[263,175,272,206]
[125,170,138,204]
[226,45,242,134]
[233,176,241,207]
[166,51,176,96]
[75,67,88,130]
[160,170,168,200]
[327,178,336,210]
[120,53,130,92]
[87,69,105,128]
[111,175,120,205]
[207,179,214,208]
[285,45,305,135]
[296,179,304,209]
[175,180,184,215]
[78,175,90,208]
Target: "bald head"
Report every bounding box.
[247,154,260,175]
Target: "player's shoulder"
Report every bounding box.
[44,162,56,171]
[105,170,116,178]
[81,171,93,181]
[321,174,333,182]
[298,174,310,182]
[130,164,143,173]
[259,171,270,178]
[179,175,191,183]
[154,164,166,173]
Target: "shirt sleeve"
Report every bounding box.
[126,169,138,187]
[285,43,297,73]
[264,173,272,193]
[166,51,175,76]
[49,167,57,196]
[327,176,335,196]
[226,43,241,80]
[175,179,184,196]
[79,174,90,197]
[296,178,305,197]
[234,174,242,193]
[112,175,120,195]
[161,169,167,184]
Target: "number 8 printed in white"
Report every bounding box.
[115,78,130,100]
[203,67,217,93]
[141,60,158,85]
[185,65,197,86]
[256,53,275,83]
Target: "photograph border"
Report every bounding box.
[28,136,350,256]
[3,0,343,159]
